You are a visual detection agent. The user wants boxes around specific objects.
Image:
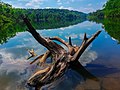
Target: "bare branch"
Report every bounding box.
[39,51,50,66]
[27,49,37,60]
[23,17,65,55]
[28,66,51,82]
[30,54,44,64]
[72,30,101,61]
[49,36,69,47]
[68,37,72,46]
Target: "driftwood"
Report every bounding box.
[22,16,101,90]
[27,49,37,60]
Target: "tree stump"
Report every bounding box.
[22,16,101,90]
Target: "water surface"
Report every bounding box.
[0,20,120,90]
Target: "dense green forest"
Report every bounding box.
[88,10,104,21]
[0,1,86,25]
[0,1,86,44]
[103,0,120,18]
[88,0,120,19]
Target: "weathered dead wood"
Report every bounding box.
[27,49,37,60]
[30,54,44,64]
[23,16,66,55]
[22,16,101,90]
[72,31,101,61]
[49,37,76,55]
[38,51,50,66]
[68,37,72,46]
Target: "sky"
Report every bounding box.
[1,0,107,13]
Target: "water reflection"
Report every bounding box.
[102,18,120,44]
[90,18,120,44]
[0,20,120,90]
[0,18,85,44]
[0,21,100,90]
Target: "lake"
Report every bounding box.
[0,20,120,90]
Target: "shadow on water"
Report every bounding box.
[45,69,99,90]
[52,63,120,90]
[86,64,120,77]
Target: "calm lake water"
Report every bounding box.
[0,20,120,90]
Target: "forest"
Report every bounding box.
[88,0,120,19]
[0,1,87,44]
[0,1,86,25]
[87,0,120,44]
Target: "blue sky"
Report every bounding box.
[1,0,107,13]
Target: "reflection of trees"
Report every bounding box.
[0,23,15,44]
[0,22,25,44]
[0,18,85,44]
[1,2,87,44]
[32,18,85,30]
[102,18,120,44]
[89,18,120,44]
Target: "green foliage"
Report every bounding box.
[87,10,104,20]
[103,0,120,17]
[0,1,86,44]
[87,0,120,44]
[88,0,120,19]
[88,18,120,44]
[102,18,120,44]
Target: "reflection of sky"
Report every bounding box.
[0,21,100,66]
[0,21,120,90]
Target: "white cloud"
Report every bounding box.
[59,6,64,9]
[58,2,62,5]
[57,0,61,3]
[79,33,85,39]
[59,6,75,11]
[78,7,95,13]
[88,3,92,6]
[66,0,81,4]
[0,49,36,90]
[25,0,44,8]
[56,0,62,5]
[65,33,78,39]
[0,50,29,75]
[45,7,52,9]
[79,50,97,66]
[79,33,90,40]
[70,0,75,2]
[66,1,70,4]
[60,27,65,30]
[66,7,74,10]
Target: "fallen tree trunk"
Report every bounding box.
[22,16,101,90]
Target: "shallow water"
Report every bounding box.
[0,21,120,90]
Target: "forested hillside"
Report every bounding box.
[88,0,120,19]
[0,1,86,44]
[0,2,86,25]
[103,0,120,18]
